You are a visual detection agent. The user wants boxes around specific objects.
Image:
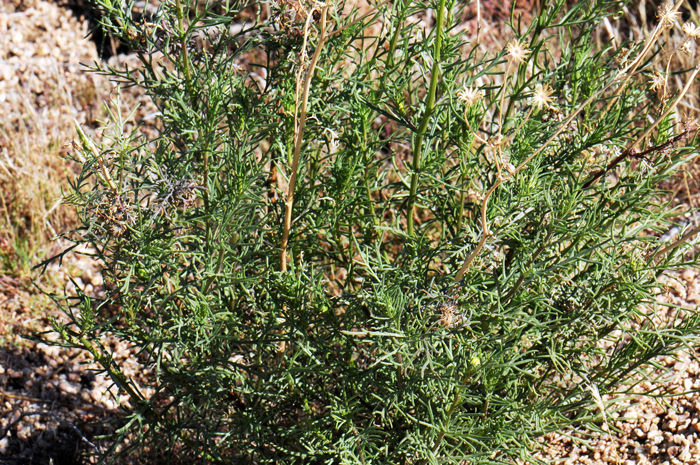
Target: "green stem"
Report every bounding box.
[375,0,407,103]
[175,0,194,98]
[407,0,446,236]
[174,0,212,254]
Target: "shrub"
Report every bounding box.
[41,0,700,462]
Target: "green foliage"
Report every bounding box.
[39,0,700,462]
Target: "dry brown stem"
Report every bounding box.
[280,4,329,272]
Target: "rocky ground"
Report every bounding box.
[2,0,700,464]
[0,1,155,463]
[530,269,700,465]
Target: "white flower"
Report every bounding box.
[457,86,483,107]
[506,39,531,64]
[532,83,555,109]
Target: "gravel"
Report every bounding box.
[528,272,700,465]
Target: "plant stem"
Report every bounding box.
[74,120,118,195]
[175,0,194,98]
[407,0,446,236]
[280,6,329,272]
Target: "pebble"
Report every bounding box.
[58,380,80,395]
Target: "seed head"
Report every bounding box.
[532,82,555,110]
[680,39,694,54]
[439,303,456,327]
[502,161,516,175]
[682,21,700,38]
[466,188,484,203]
[457,86,483,107]
[506,39,531,64]
[649,72,666,92]
[657,1,681,29]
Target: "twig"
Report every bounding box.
[0,390,97,409]
[74,120,118,196]
[652,222,700,260]
[476,0,481,45]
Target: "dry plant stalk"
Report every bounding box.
[280,3,330,272]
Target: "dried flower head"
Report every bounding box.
[614,47,631,67]
[649,72,666,92]
[436,296,471,329]
[439,302,456,327]
[466,188,484,203]
[532,82,555,109]
[680,39,694,54]
[457,86,483,107]
[91,194,136,238]
[657,1,681,29]
[506,38,531,64]
[682,21,700,38]
[502,161,516,175]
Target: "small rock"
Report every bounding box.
[58,380,80,395]
[82,267,94,285]
[667,445,679,457]
[682,269,696,282]
[674,362,688,372]
[663,420,677,431]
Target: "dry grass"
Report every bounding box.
[0,0,104,278]
[0,0,157,282]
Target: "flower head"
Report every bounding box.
[680,39,694,54]
[506,38,531,64]
[532,83,555,110]
[682,21,700,38]
[649,72,666,92]
[457,86,483,107]
[657,1,681,29]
